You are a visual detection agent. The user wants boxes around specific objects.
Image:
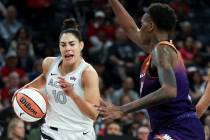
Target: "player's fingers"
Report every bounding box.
[94,104,99,107]
[59,83,66,88]
[58,79,66,84]
[100,98,110,107]
[100,111,111,119]
[58,81,65,87]
[63,88,69,93]
[102,116,112,121]
[58,77,66,82]
[99,107,107,113]
[98,111,105,116]
[99,110,109,118]
[94,105,100,110]
[97,106,107,112]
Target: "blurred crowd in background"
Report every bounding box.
[0,0,209,140]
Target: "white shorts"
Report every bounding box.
[40,125,96,140]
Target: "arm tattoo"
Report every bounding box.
[121,45,177,113]
[153,46,177,87]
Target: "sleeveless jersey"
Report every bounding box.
[139,41,195,130]
[44,57,94,131]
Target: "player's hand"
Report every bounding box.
[95,99,124,121]
[11,85,29,102]
[58,77,74,97]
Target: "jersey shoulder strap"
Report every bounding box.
[156,40,177,53]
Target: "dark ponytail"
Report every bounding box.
[60,18,82,41]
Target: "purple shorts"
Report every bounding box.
[149,114,204,140]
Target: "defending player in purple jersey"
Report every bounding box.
[97,1,204,140]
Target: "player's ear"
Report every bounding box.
[148,21,155,32]
[80,41,84,51]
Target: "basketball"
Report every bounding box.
[12,87,48,122]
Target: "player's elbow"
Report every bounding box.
[163,85,177,99]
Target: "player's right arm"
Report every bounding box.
[97,45,177,120]
[196,81,210,118]
[21,57,55,90]
[109,0,147,52]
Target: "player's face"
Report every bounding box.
[59,33,83,65]
[139,13,154,45]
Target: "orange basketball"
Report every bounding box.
[12,87,48,122]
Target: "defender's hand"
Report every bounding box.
[95,99,124,121]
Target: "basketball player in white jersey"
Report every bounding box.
[14,18,100,140]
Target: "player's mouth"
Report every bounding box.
[64,54,74,60]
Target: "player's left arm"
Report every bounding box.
[59,66,100,121]
[81,67,100,120]
[196,81,210,118]
[120,45,178,113]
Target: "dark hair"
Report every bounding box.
[60,18,82,41]
[146,3,177,32]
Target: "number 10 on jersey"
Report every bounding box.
[52,90,67,104]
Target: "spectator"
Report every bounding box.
[9,26,35,58]
[5,117,25,140]
[0,50,28,85]
[87,11,114,65]
[204,113,210,130]
[179,36,197,66]
[204,125,210,140]
[16,42,34,72]
[170,0,190,21]
[0,2,6,18]
[88,28,113,65]
[136,125,150,140]
[1,71,20,108]
[107,27,137,83]
[112,77,138,105]
[133,110,150,126]
[0,5,22,43]
[189,70,207,103]
[106,122,122,136]
[87,10,115,40]
[28,58,43,81]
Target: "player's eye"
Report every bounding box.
[60,43,66,47]
[69,43,75,47]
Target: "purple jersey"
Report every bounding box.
[140,41,195,130]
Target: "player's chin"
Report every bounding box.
[63,56,75,64]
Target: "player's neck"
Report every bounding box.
[155,31,169,42]
[60,58,82,75]
[150,32,169,49]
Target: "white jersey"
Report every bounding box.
[44,57,94,131]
